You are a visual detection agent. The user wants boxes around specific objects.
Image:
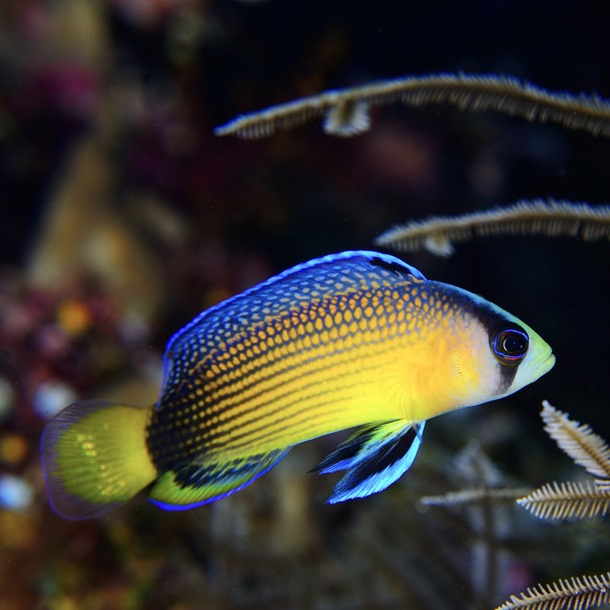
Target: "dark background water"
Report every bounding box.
[1,1,609,608]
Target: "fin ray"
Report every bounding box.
[310,423,384,474]
[40,400,156,520]
[315,420,425,504]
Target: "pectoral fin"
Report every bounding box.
[312,420,425,504]
[149,447,291,510]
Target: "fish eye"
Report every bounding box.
[491,326,529,367]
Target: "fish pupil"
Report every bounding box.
[503,334,527,354]
[491,326,529,366]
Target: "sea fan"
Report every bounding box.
[517,402,610,520]
[214,72,610,139]
[421,487,530,508]
[374,199,610,256]
[496,573,610,610]
[517,481,610,520]
[497,404,610,609]
[540,400,610,482]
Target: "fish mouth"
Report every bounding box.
[518,342,555,388]
[535,349,556,379]
[544,352,556,372]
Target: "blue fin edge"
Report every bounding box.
[148,448,291,511]
[164,251,426,360]
[326,421,426,504]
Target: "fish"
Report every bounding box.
[40,251,555,519]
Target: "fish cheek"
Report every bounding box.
[447,328,504,409]
[448,353,484,407]
[493,359,520,396]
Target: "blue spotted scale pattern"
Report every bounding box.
[40,249,554,518]
[146,252,429,473]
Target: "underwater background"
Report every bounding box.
[1,1,610,608]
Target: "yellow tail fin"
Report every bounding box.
[40,400,157,520]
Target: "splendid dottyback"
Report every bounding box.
[40,251,555,519]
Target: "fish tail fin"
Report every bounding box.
[311,420,426,503]
[40,400,157,520]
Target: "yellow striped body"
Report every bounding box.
[147,263,501,472]
[41,251,555,518]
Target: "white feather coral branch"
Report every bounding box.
[517,481,610,520]
[374,199,610,256]
[215,72,610,139]
[541,401,610,481]
[496,572,610,610]
[421,487,531,507]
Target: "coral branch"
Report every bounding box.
[215,72,610,139]
[496,573,610,610]
[375,199,610,256]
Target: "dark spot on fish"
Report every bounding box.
[369,255,417,280]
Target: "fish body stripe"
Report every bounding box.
[172,285,450,417]
[179,293,406,429]
[147,279,469,471]
[161,252,425,390]
[40,251,555,518]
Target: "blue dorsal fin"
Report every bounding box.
[312,420,426,504]
[148,448,291,510]
[162,251,426,395]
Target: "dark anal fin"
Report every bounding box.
[312,420,426,504]
[148,448,291,510]
[310,423,382,474]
